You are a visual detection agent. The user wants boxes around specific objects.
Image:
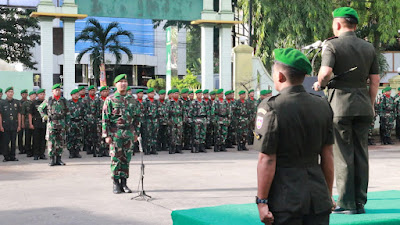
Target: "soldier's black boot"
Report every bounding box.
[93,146,97,157]
[195,144,200,153]
[176,145,183,154]
[152,145,158,155]
[387,137,394,145]
[69,151,74,158]
[55,156,66,166]
[220,145,227,152]
[237,144,242,151]
[242,144,249,151]
[169,145,175,154]
[191,144,196,153]
[113,178,122,194]
[120,178,132,193]
[200,144,206,153]
[214,144,219,152]
[34,155,39,160]
[48,156,56,166]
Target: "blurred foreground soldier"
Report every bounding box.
[157,90,169,151]
[246,89,257,145]
[394,87,400,140]
[22,91,36,157]
[257,90,272,106]
[313,7,379,214]
[190,90,208,153]
[38,84,70,166]
[102,74,137,194]
[235,90,250,151]
[29,89,47,160]
[97,86,110,156]
[143,88,159,155]
[211,89,230,152]
[0,87,21,162]
[203,89,213,149]
[67,89,85,158]
[256,48,334,225]
[378,87,395,145]
[83,85,99,156]
[0,88,3,99]
[18,89,28,154]
[168,89,184,154]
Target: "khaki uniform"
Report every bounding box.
[322,31,379,209]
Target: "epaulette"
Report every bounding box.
[324,36,338,42]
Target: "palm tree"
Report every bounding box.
[75,18,134,86]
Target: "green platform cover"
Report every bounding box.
[172,191,400,225]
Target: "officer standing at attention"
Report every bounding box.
[143,88,159,155]
[256,48,335,225]
[313,7,379,214]
[67,89,85,158]
[157,90,169,152]
[378,87,395,145]
[29,89,47,160]
[203,89,213,149]
[235,90,250,151]
[190,90,208,153]
[246,89,257,145]
[168,89,184,154]
[0,88,3,156]
[97,86,110,157]
[257,90,272,106]
[18,89,28,154]
[394,87,400,140]
[38,84,70,166]
[22,91,36,157]
[211,89,230,152]
[0,87,21,162]
[102,74,137,194]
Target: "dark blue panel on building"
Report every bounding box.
[75,17,155,56]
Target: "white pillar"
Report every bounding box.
[219,25,233,91]
[219,0,232,12]
[62,18,76,99]
[39,17,54,98]
[203,0,214,11]
[201,24,214,90]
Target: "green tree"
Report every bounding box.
[147,78,166,91]
[171,70,201,90]
[0,8,40,69]
[75,18,134,85]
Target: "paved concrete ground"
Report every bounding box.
[1,143,399,225]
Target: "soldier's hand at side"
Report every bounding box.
[105,137,112,144]
[21,123,25,129]
[17,126,21,132]
[258,204,274,225]
[313,82,321,91]
[0,127,4,132]
[30,124,34,130]
[331,196,337,211]
[134,135,138,142]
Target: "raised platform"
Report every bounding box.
[171,191,400,225]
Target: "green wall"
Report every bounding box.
[0,72,33,100]
[76,0,203,21]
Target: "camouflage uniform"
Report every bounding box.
[246,97,257,144]
[234,99,250,150]
[157,99,169,151]
[378,94,395,144]
[102,92,140,179]
[136,98,145,153]
[226,99,236,147]
[143,98,159,154]
[97,96,109,156]
[394,93,400,140]
[368,103,378,145]
[38,96,70,157]
[182,97,192,150]
[18,98,27,154]
[211,98,231,151]
[21,100,34,156]
[82,95,99,155]
[66,99,85,157]
[190,98,208,152]
[203,97,213,148]
[167,98,184,153]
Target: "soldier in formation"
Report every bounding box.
[29,89,47,160]
[22,91,36,157]
[378,87,396,145]
[67,89,85,158]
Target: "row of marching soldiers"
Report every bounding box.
[135,87,273,154]
[371,86,400,145]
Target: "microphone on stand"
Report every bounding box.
[302,40,323,50]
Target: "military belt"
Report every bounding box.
[327,80,367,89]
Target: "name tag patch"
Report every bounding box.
[256,116,263,129]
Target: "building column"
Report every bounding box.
[39,17,54,98]
[62,18,76,99]
[219,24,233,91]
[201,24,214,90]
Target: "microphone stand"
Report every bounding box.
[131,136,152,201]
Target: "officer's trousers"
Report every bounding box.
[333,116,372,209]
[17,128,25,153]
[3,130,17,160]
[25,128,34,155]
[273,210,330,225]
[396,117,400,139]
[33,127,46,157]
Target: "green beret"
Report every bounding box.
[21,89,28,94]
[383,87,392,93]
[159,89,166,95]
[0,88,2,93]
[333,7,359,24]
[203,89,209,94]
[210,91,216,95]
[88,85,95,91]
[36,89,45,94]
[172,89,179,93]
[266,90,272,94]
[147,88,154,93]
[248,89,254,93]
[136,89,143,94]
[225,90,230,96]
[52,84,61,90]
[195,90,202,94]
[100,86,109,92]
[78,86,85,91]
[260,90,268,95]
[216,89,224,94]
[239,90,246,95]
[70,89,79,95]
[167,90,172,95]
[28,91,36,96]
[397,87,400,91]
[114,74,127,84]
[126,86,131,91]
[188,90,194,94]
[5,87,13,93]
[181,88,189,94]
[274,48,312,74]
